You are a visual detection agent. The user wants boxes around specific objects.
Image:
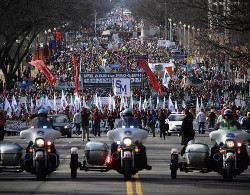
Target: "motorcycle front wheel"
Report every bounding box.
[170,154,178,179]
[123,160,132,180]
[36,161,46,181]
[70,154,78,178]
[223,161,234,181]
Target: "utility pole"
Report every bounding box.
[121,4,124,41]
[164,3,167,39]
[95,11,97,38]
[169,18,172,41]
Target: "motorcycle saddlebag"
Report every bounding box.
[185,143,209,167]
[0,143,23,166]
[84,142,109,165]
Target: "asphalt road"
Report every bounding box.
[0,131,250,195]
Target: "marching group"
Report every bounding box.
[0,7,249,142]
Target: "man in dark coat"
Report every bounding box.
[81,108,91,141]
[92,108,101,136]
[179,109,195,155]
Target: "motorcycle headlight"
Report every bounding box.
[123,138,132,146]
[226,140,234,148]
[64,125,69,129]
[36,138,45,147]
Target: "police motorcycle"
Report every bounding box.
[20,109,61,180]
[170,129,250,180]
[70,109,151,180]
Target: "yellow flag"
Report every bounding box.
[187,56,192,64]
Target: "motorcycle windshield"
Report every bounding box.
[108,117,148,144]
[209,129,250,144]
[30,116,52,129]
[116,117,140,128]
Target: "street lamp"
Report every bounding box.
[179,21,182,46]
[44,30,48,45]
[197,28,200,61]
[183,24,186,47]
[95,11,97,38]
[164,3,167,39]
[187,25,190,52]
[168,18,172,41]
[16,39,21,77]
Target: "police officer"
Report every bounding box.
[113,109,152,170]
[216,109,241,130]
[30,109,52,128]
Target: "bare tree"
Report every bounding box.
[0,0,95,88]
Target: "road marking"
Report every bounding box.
[135,173,143,195]
[126,180,133,195]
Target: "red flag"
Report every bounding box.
[72,56,79,96]
[137,60,161,94]
[28,60,56,85]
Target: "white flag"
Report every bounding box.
[196,97,200,116]
[4,98,12,116]
[53,93,57,111]
[11,95,18,113]
[61,90,68,111]
[156,95,159,109]
[168,96,174,112]
[24,101,28,114]
[41,97,47,110]
[182,100,186,109]
[36,98,41,109]
[83,96,87,108]
[109,94,112,111]
[149,96,152,111]
[74,94,80,112]
[163,96,166,109]
[70,96,74,114]
[30,98,35,114]
[143,97,147,110]
[175,100,178,111]
[163,68,171,87]
[129,95,133,109]
[95,94,98,108]
[45,96,52,110]
[124,97,128,108]
[98,96,102,111]
[200,98,204,109]
[120,96,125,110]
[139,96,142,112]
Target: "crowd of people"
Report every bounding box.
[0,8,249,140]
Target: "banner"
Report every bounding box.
[17,81,32,90]
[55,81,82,90]
[4,120,28,132]
[137,60,161,94]
[109,64,122,69]
[113,78,131,97]
[82,72,142,88]
[93,97,112,105]
[148,63,175,72]
[29,60,56,85]
[157,40,169,47]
